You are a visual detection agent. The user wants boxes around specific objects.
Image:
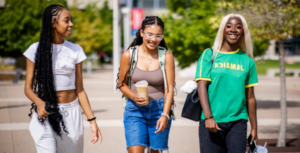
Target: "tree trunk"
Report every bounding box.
[277,39,287,147]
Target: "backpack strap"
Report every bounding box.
[158,46,176,120]
[209,48,214,71]
[158,46,167,89]
[127,45,138,89]
[123,45,138,107]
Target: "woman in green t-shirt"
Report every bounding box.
[195,13,258,153]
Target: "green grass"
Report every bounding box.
[255,60,300,75]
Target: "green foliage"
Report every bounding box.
[255,60,300,75]
[163,0,217,68]
[0,0,113,57]
[253,38,270,57]
[69,1,113,54]
[219,0,300,41]
[0,0,67,57]
[163,0,269,68]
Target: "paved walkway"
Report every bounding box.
[0,65,300,153]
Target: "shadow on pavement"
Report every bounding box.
[81,109,107,114]
[257,100,300,109]
[0,104,30,109]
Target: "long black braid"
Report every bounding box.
[28,4,68,136]
[116,16,168,90]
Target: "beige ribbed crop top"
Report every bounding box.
[130,67,164,101]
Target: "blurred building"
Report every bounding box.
[265,36,300,61]
[0,0,4,8]
[67,0,169,16]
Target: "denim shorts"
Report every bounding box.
[123,97,172,151]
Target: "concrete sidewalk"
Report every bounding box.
[0,65,300,153]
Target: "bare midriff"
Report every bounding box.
[56,89,77,103]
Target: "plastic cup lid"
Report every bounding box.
[135,80,148,86]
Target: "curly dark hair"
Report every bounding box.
[28,4,68,136]
[116,16,168,89]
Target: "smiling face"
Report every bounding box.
[223,17,244,45]
[140,24,163,50]
[52,9,73,39]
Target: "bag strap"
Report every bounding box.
[158,46,167,89]
[127,45,138,89]
[210,48,214,65]
[209,48,214,71]
[123,46,138,107]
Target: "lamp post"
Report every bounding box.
[113,0,120,92]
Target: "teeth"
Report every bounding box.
[229,34,237,38]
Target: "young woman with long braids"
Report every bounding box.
[24,4,102,152]
[117,16,175,153]
[196,13,258,152]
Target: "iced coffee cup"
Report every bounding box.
[135,80,149,106]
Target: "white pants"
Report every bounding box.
[29,98,84,153]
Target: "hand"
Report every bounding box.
[205,118,221,133]
[36,101,49,119]
[89,121,102,145]
[250,128,258,144]
[133,94,147,106]
[155,116,168,133]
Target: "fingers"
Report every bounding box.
[250,137,255,144]
[155,124,165,133]
[156,120,160,129]
[206,126,216,133]
[216,124,221,131]
[135,96,146,102]
[90,134,98,144]
[252,134,258,144]
[38,110,49,119]
[135,100,147,106]
[135,98,146,103]
[206,125,218,133]
[89,126,97,144]
[155,119,167,133]
[136,101,147,106]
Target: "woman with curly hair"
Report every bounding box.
[24,4,102,153]
[117,16,175,153]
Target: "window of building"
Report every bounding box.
[133,0,166,9]
[276,35,300,55]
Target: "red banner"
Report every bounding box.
[131,8,144,30]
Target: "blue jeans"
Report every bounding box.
[199,119,247,153]
[123,97,171,151]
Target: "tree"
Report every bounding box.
[219,0,300,147]
[69,1,113,54]
[162,0,269,68]
[0,0,113,57]
[163,0,217,68]
[0,0,67,57]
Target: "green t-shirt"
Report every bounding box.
[195,48,258,123]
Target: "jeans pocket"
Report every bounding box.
[125,102,137,112]
[157,101,164,109]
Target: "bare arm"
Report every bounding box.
[162,51,175,116]
[198,80,220,133]
[156,51,175,133]
[24,59,49,118]
[246,87,258,143]
[118,50,146,105]
[75,62,102,145]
